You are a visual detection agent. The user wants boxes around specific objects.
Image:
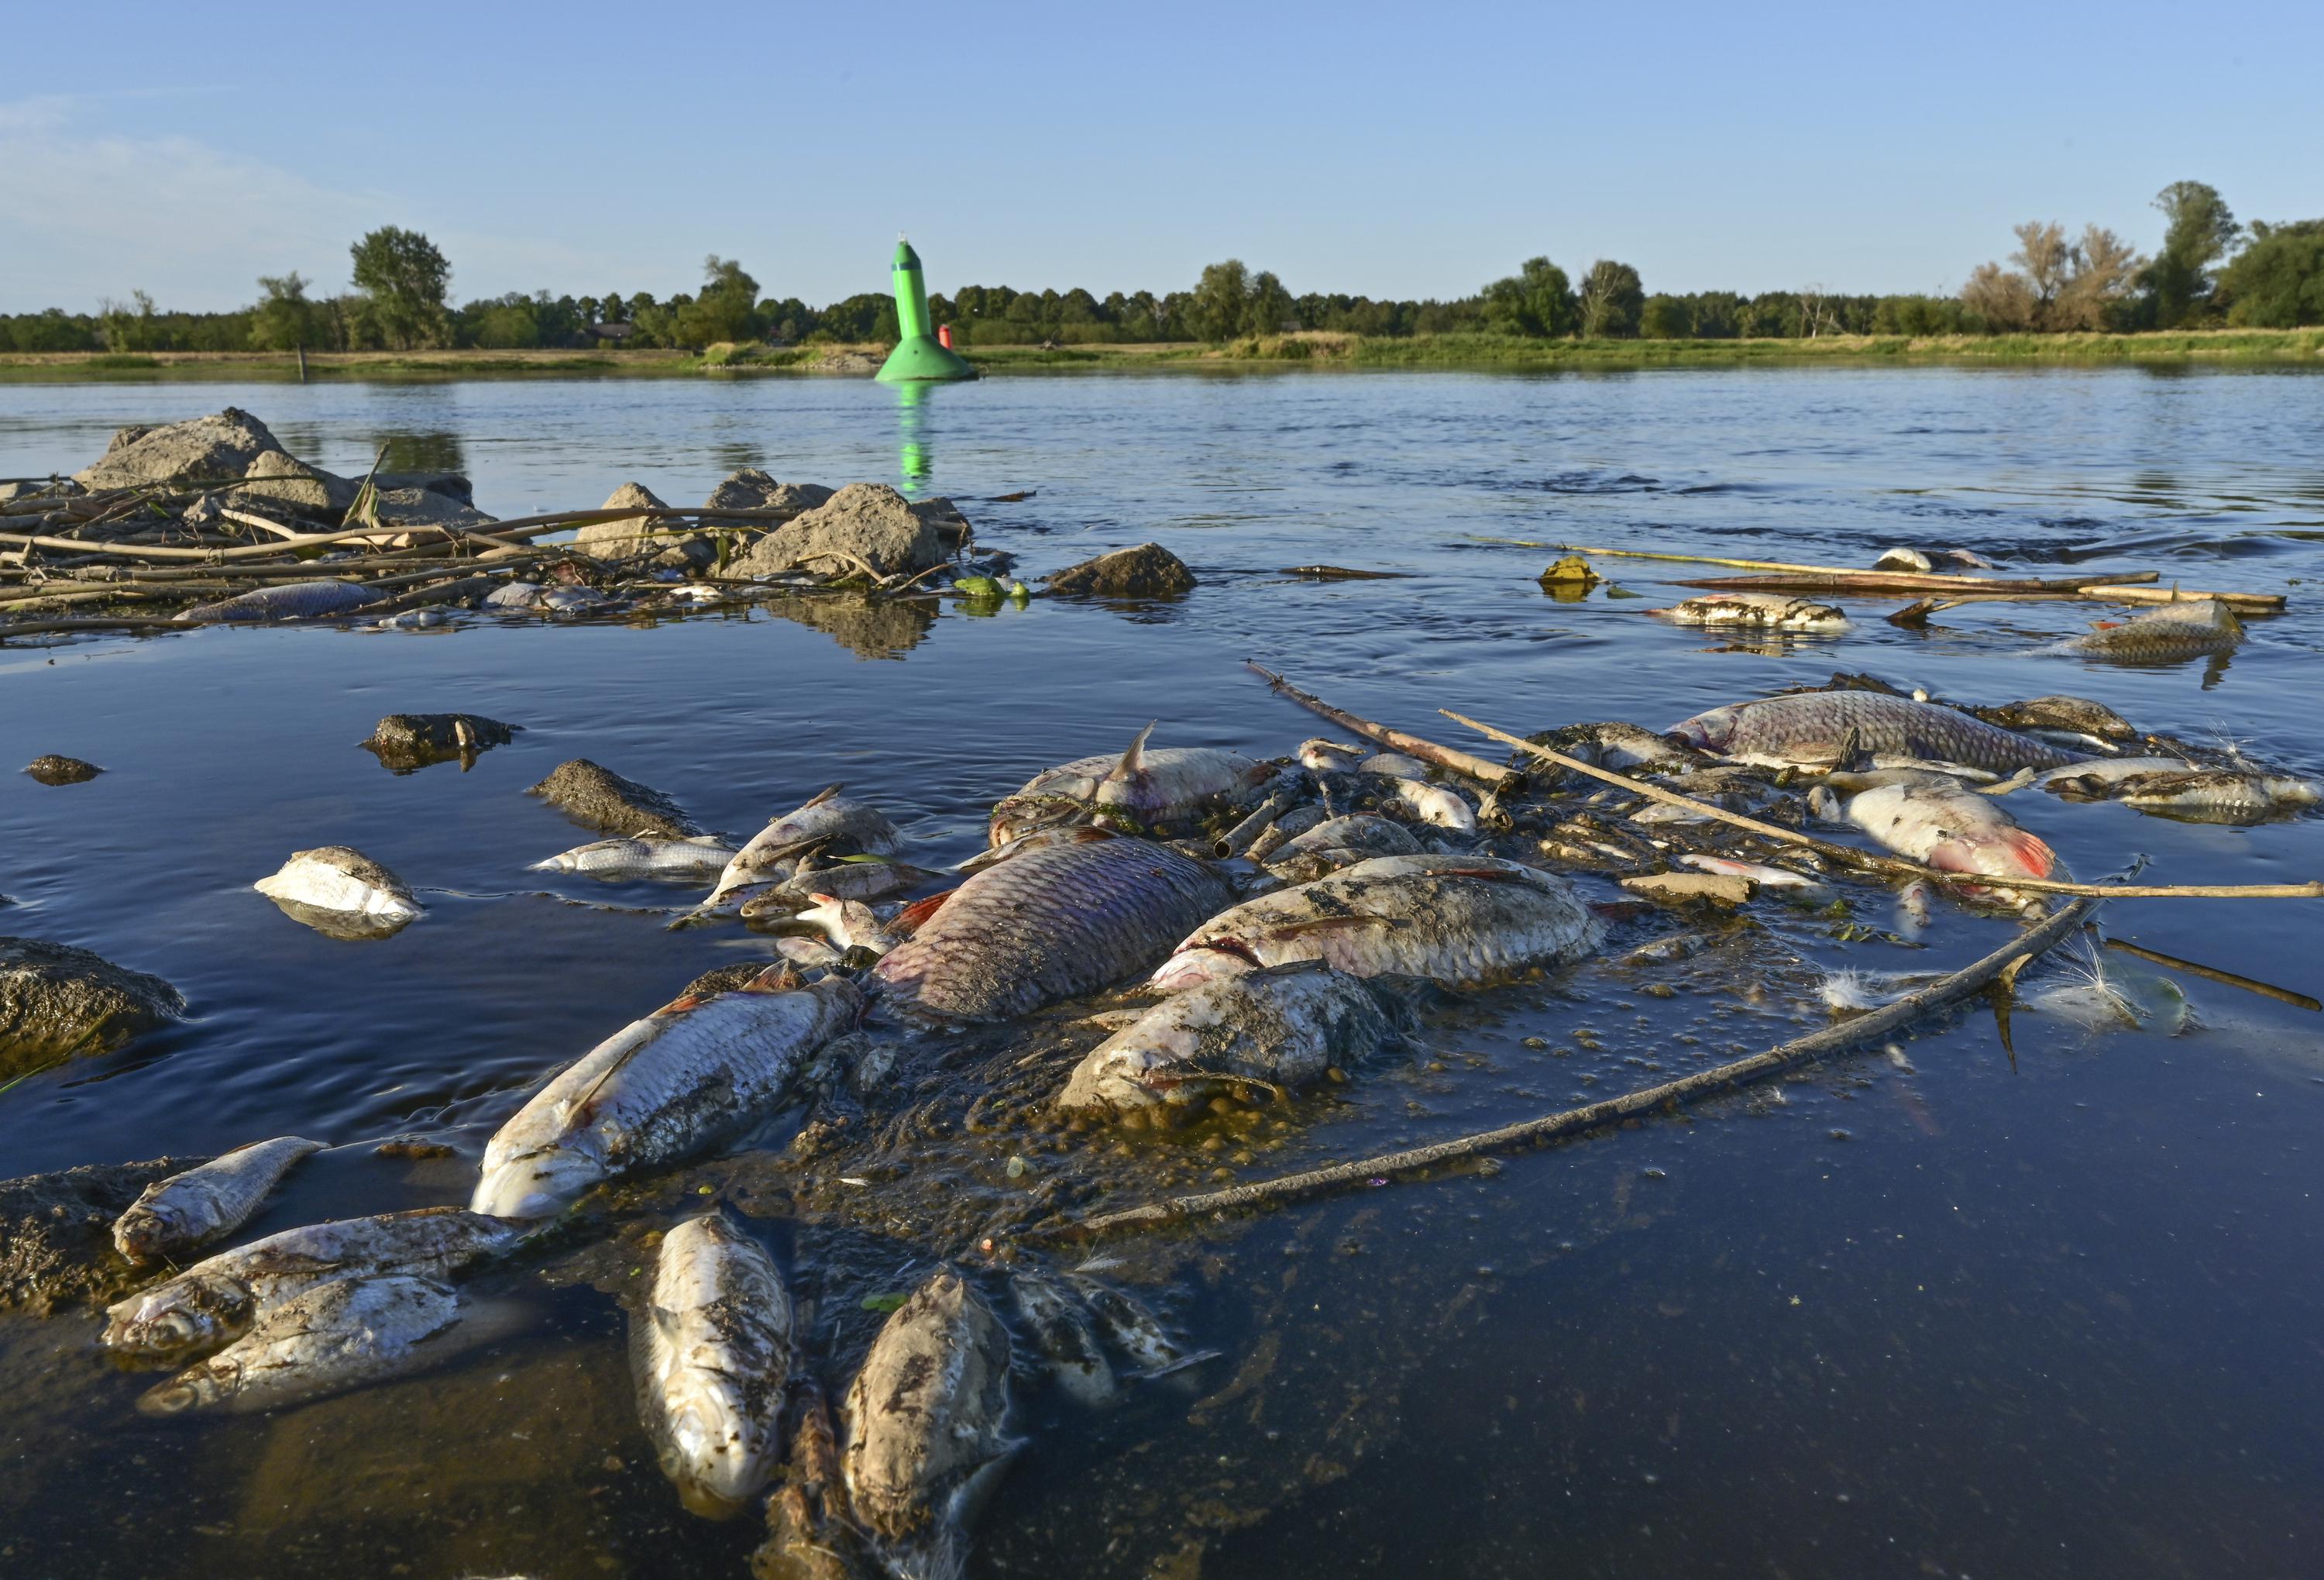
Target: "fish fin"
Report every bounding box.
[744,963,807,994]
[2000,828,2057,878]
[652,991,716,1016]
[1109,721,1158,783]
[892,890,955,936]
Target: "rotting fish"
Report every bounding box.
[1270,814,1422,863]
[841,1271,1019,1580]
[1151,854,1602,993]
[472,972,861,1219]
[1813,769,2057,881]
[177,580,379,624]
[2037,761,2321,823]
[1651,592,1850,633]
[1057,961,1398,1119]
[633,1214,792,1519]
[993,724,1270,842]
[532,836,737,880]
[1676,855,1836,907]
[701,787,903,914]
[112,1136,325,1262]
[1874,546,1992,572]
[1360,773,1477,833]
[1296,738,1368,773]
[101,1206,519,1363]
[1968,694,2137,744]
[1010,1272,1116,1406]
[1669,692,2083,773]
[1064,1276,1209,1379]
[742,855,930,912]
[951,824,1117,876]
[254,846,423,927]
[873,837,1232,1024]
[1532,722,1711,778]
[136,1273,476,1416]
[1360,752,1431,778]
[2058,598,2244,663]
[777,893,904,957]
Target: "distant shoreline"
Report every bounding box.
[1,327,2316,382]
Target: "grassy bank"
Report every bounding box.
[2,327,2316,382]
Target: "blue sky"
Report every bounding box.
[3,1,2316,313]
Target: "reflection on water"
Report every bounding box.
[896,380,933,491]
[1,367,2322,1578]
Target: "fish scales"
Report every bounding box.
[112,1135,325,1261]
[1669,692,2084,773]
[177,580,379,624]
[138,1273,464,1415]
[874,838,1232,1023]
[634,1214,792,1516]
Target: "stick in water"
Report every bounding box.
[1246,663,1517,790]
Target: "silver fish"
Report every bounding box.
[1010,1272,1116,1406]
[1152,854,1601,993]
[112,1136,325,1261]
[1271,814,1418,862]
[1363,773,1476,833]
[740,855,927,914]
[873,837,1232,1024]
[531,836,737,880]
[1969,694,2137,743]
[951,824,1117,875]
[1669,692,2083,773]
[101,1206,517,1362]
[2059,599,2243,662]
[2095,766,2318,823]
[472,973,861,1219]
[1359,752,1432,778]
[483,580,545,609]
[1058,961,1397,1118]
[1295,738,1367,773]
[704,787,903,913]
[994,724,1269,840]
[1653,592,1849,633]
[1064,1276,1203,1377]
[1536,721,1712,777]
[2029,756,2200,796]
[1676,855,1836,907]
[254,845,423,927]
[634,1214,792,1518]
[1815,770,2058,880]
[842,1271,1018,1580]
[136,1274,469,1415]
[177,580,378,624]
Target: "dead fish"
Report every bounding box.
[780,893,903,956]
[1057,961,1397,1119]
[1968,694,2137,743]
[1151,854,1602,993]
[1010,1272,1116,1406]
[1652,592,1849,633]
[254,846,423,927]
[373,608,448,630]
[1296,738,1368,773]
[112,1136,326,1262]
[873,837,1232,1024]
[703,787,903,914]
[634,1214,792,1518]
[1359,752,1432,778]
[842,1271,1018,1580]
[951,824,1117,875]
[471,972,862,1218]
[1669,692,2083,773]
[1363,773,1476,833]
[1874,546,1992,573]
[2058,599,2243,663]
[1676,855,1835,907]
[2094,766,2319,823]
[995,723,1270,839]
[101,1206,518,1363]
[531,835,738,880]
[137,1273,471,1415]
[483,580,545,609]
[177,580,379,624]
[2028,755,2198,797]
[1270,814,1422,864]
[1242,804,1325,865]
[1535,722,1711,777]
[1814,769,2057,881]
[1064,1276,1206,1378]
[745,855,929,910]
[775,936,847,970]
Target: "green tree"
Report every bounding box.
[349,225,452,349]
[1246,270,1294,335]
[2219,219,2324,326]
[2141,181,2239,328]
[675,255,765,345]
[249,272,325,350]
[1639,294,1692,339]
[98,290,159,351]
[1578,260,1645,338]
[1480,256,1576,337]
[2055,225,2143,330]
[1188,260,1252,341]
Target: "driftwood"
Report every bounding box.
[2102,938,2321,1011]
[1246,663,1517,790]
[1064,896,2101,1237]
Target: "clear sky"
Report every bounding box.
[3,0,2316,314]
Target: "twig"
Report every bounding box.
[1062,897,2100,1237]
[2102,938,2321,1011]
[1246,663,1516,790]
[1442,710,2324,900]
[1214,792,1294,859]
[1679,571,2160,596]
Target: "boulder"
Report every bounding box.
[0,1155,208,1313]
[23,755,102,785]
[704,468,833,518]
[235,448,361,518]
[361,714,518,773]
[74,407,284,491]
[528,759,700,838]
[731,483,946,580]
[1043,542,1197,598]
[575,481,711,569]
[909,495,973,549]
[0,938,186,1079]
[372,486,499,533]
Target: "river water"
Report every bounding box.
[2,367,2321,1578]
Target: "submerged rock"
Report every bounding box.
[0,1155,208,1313]
[576,481,709,568]
[0,938,185,1077]
[360,712,518,771]
[528,759,700,838]
[74,407,283,491]
[23,754,101,785]
[732,483,946,580]
[1043,542,1195,598]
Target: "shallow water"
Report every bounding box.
[3,367,2322,1578]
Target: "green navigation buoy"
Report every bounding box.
[875,236,976,383]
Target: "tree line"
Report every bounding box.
[4,181,2317,355]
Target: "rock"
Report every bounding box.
[574,481,711,569]
[360,714,518,773]
[1618,873,1754,908]
[0,938,186,1079]
[0,479,79,504]
[813,350,882,376]
[1538,554,1599,584]
[705,468,833,518]
[23,755,101,786]
[374,471,473,504]
[236,449,360,518]
[370,486,500,534]
[909,495,973,549]
[1043,542,1197,598]
[528,759,700,838]
[0,1155,208,1313]
[74,407,284,491]
[731,483,947,580]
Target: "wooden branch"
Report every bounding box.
[1246,663,1517,790]
[2102,938,2321,1011]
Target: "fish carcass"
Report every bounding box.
[1010,1272,1116,1406]
[1814,770,2058,881]
[1968,694,2138,745]
[101,1206,518,1362]
[842,1272,1019,1580]
[702,787,903,914]
[2039,759,2319,823]
[177,580,379,624]
[472,972,861,1219]
[1652,592,1850,634]
[2060,598,2244,663]
[254,846,423,928]
[1150,854,1602,993]
[1263,813,1422,882]
[1669,691,2083,773]
[989,724,1270,842]
[634,1214,793,1517]
[531,836,737,880]
[112,1136,325,1261]
[873,837,1232,1024]
[1058,962,1399,1119]
[137,1273,469,1415]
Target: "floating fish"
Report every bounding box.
[2058,599,2243,663]
[472,973,859,1219]
[1359,751,1431,778]
[703,787,903,914]
[1652,592,1849,634]
[1532,721,1712,777]
[531,836,737,880]
[136,1273,474,1415]
[1874,546,1991,572]
[112,1136,325,1262]
[634,1214,792,1519]
[1296,738,1367,773]
[1669,692,2082,773]
[1968,694,2137,744]
[1677,855,1836,906]
[1065,1275,1206,1378]
[1270,814,1421,864]
[254,846,423,931]
[1151,854,1601,993]
[177,580,378,624]
[1815,769,2056,881]
[874,837,1232,1024]
[1058,961,1397,1118]
[993,724,1270,841]
[2033,757,2319,822]
[1360,773,1476,833]
[1010,1272,1116,1406]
